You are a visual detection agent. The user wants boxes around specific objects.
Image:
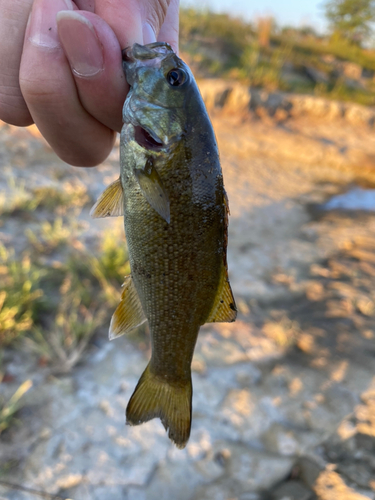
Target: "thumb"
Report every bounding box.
[95,0,179,51]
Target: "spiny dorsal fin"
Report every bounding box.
[134,158,170,223]
[205,271,237,323]
[109,275,147,340]
[90,178,124,218]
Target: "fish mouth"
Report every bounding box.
[134,126,164,152]
[122,42,175,84]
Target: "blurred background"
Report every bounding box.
[1,1,375,499]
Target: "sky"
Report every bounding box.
[180,0,328,33]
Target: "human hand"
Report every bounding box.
[0,0,179,166]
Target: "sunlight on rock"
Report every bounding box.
[223,389,254,418]
[337,420,357,440]
[315,467,371,500]
[55,473,83,489]
[297,333,315,353]
[330,360,349,383]
[289,377,303,397]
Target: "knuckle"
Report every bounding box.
[0,89,33,126]
[19,76,61,106]
[147,0,170,33]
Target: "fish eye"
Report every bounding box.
[166,69,187,87]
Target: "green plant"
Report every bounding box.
[0,245,45,346]
[0,179,90,217]
[23,224,131,370]
[26,274,107,373]
[240,43,292,90]
[0,379,33,434]
[0,178,39,215]
[95,228,130,283]
[324,0,375,45]
[25,217,84,254]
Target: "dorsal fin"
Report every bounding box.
[205,270,237,323]
[206,187,236,323]
[90,178,124,218]
[109,275,147,340]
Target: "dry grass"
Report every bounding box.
[0,245,45,346]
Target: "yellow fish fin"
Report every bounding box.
[205,269,237,323]
[134,158,170,223]
[90,177,124,218]
[109,275,147,340]
[126,363,192,449]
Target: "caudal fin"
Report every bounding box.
[126,363,192,449]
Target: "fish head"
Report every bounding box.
[122,42,197,152]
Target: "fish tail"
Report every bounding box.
[126,363,192,449]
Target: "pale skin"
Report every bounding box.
[0,0,179,166]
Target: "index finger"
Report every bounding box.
[0,0,34,125]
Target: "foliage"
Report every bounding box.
[0,219,130,370]
[179,7,375,106]
[0,379,33,434]
[26,275,107,373]
[239,44,292,90]
[324,0,375,45]
[1,212,130,373]
[25,218,83,254]
[0,179,90,217]
[180,8,254,72]
[0,245,45,346]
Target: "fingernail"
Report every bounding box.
[28,0,74,49]
[142,23,157,45]
[57,12,104,77]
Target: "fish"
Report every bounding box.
[90,42,237,448]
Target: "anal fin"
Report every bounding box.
[90,177,124,218]
[205,270,237,323]
[109,275,147,340]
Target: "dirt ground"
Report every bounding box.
[1,103,375,499]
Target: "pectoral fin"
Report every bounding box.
[205,270,237,323]
[134,158,170,223]
[90,178,124,218]
[109,275,147,340]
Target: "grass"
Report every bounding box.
[0,178,131,372]
[23,224,132,373]
[0,219,130,373]
[26,274,107,373]
[0,178,90,217]
[0,245,45,346]
[25,218,84,254]
[1,234,129,369]
[0,379,33,435]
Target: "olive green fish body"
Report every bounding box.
[91,43,236,448]
[121,116,225,383]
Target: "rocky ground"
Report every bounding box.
[1,89,375,499]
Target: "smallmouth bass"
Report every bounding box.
[91,42,236,448]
